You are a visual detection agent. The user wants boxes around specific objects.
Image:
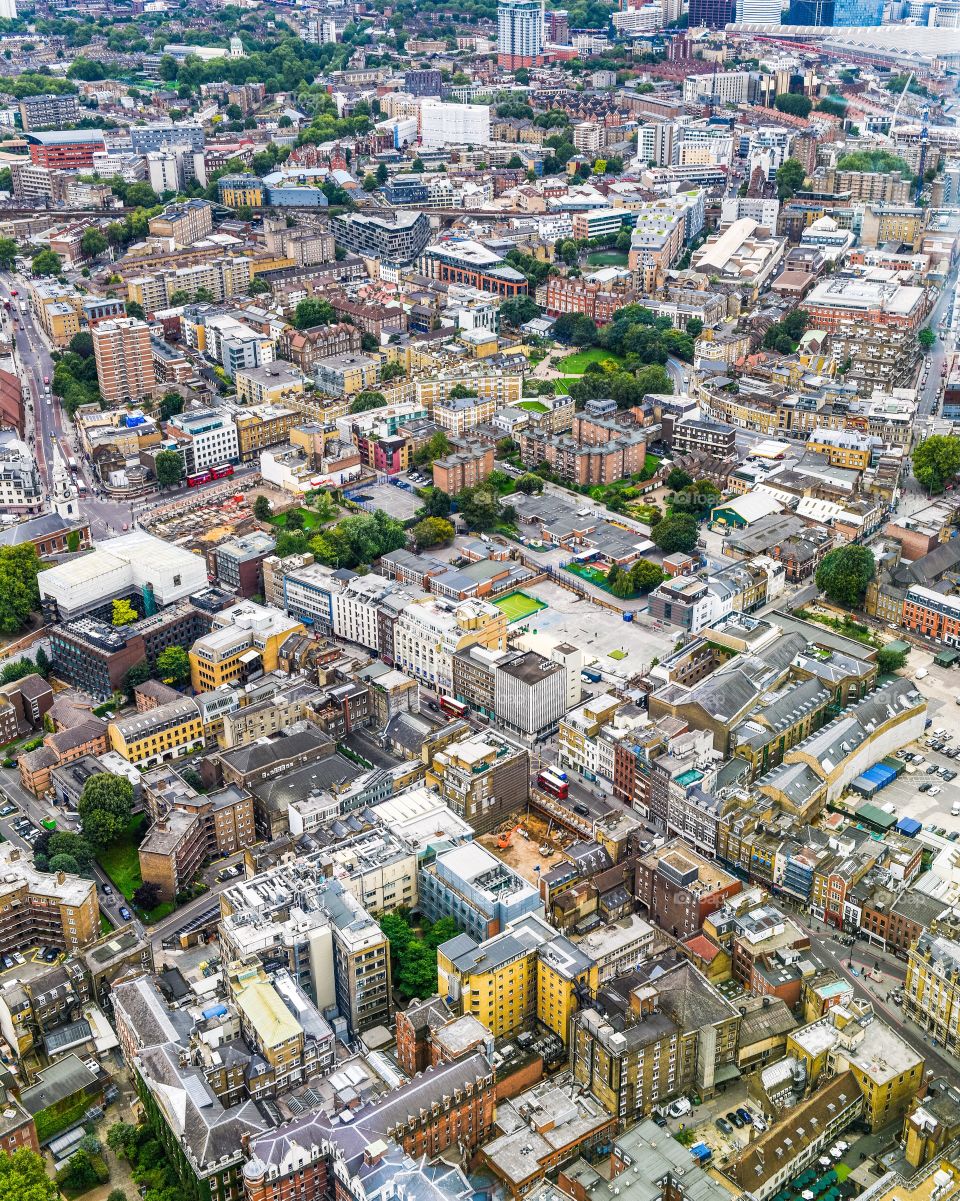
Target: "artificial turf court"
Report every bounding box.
[492,591,548,622]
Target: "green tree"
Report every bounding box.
[876,645,908,674]
[248,277,270,296]
[108,1190,128,1201]
[293,296,335,329]
[125,300,145,320]
[169,289,191,306]
[919,326,936,350]
[0,544,42,634]
[48,852,80,876]
[411,157,425,173]
[46,832,95,871]
[155,449,184,488]
[253,495,272,521]
[412,516,455,548]
[515,473,544,494]
[376,162,388,185]
[158,391,184,422]
[629,558,665,594]
[776,157,807,200]
[651,513,699,555]
[814,545,875,608]
[666,467,694,491]
[122,661,151,698]
[78,772,134,847]
[498,295,540,326]
[56,1149,108,1194]
[456,482,504,530]
[817,95,846,117]
[362,172,378,192]
[0,237,18,270]
[419,488,451,518]
[155,645,190,686]
[31,248,62,275]
[395,940,439,999]
[913,434,960,493]
[380,361,406,383]
[686,317,704,337]
[672,479,721,519]
[350,391,387,413]
[774,92,812,118]
[80,227,108,258]
[112,597,138,626]
[414,430,451,467]
[106,1123,138,1161]
[0,1149,59,1201]
[68,331,94,358]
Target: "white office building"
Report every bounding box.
[167,409,240,472]
[493,650,566,738]
[419,100,491,148]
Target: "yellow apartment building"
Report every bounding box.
[786,1001,924,1131]
[108,698,205,768]
[189,602,304,692]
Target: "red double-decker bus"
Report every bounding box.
[438,696,468,720]
[537,767,569,800]
[210,464,234,480]
[187,470,212,487]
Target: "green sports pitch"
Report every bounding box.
[492,591,548,622]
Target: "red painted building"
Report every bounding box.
[28,131,106,170]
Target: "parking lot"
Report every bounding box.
[349,481,423,521]
[518,577,681,681]
[660,1086,765,1165]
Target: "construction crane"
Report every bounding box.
[915,103,931,204]
[883,71,914,145]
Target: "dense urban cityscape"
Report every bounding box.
[0,5,960,1201]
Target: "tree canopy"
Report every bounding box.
[814,545,875,609]
[913,435,960,493]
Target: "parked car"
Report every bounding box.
[668,1098,692,1118]
[119,905,132,921]
[920,782,933,792]
[102,883,113,895]
[736,1108,754,1126]
[716,1118,732,1134]
[728,1111,744,1128]
[930,786,943,797]
[42,947,58,962]
[950,832,960,843]
[945,771,957,781]
[0,804,16,817]
[653,1115,668,1128]
[927,764,940,774]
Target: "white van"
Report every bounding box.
[952,802,960,817]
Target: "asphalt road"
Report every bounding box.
[787,907,960,1080]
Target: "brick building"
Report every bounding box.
[433,439,495,494]
[636,839,742,939]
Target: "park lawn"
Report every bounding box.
[586,251,629,267]
[269,506,325,531]
[609,649,627,660]
[97,813,148,900]
[553,378,571,395]
[557,347,625,375]
[492,591,549,623]
[518,400,549,413]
